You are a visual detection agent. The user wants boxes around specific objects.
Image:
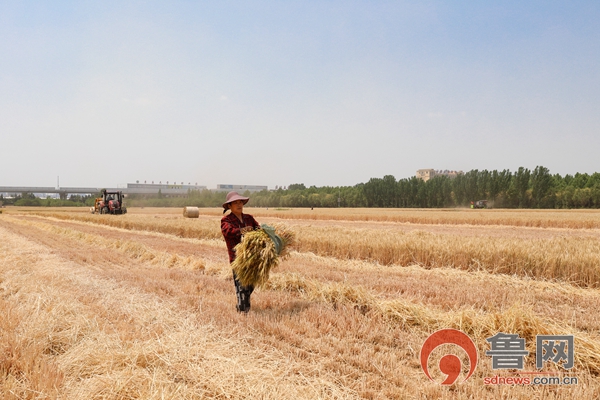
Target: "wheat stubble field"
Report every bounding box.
[1,207,600,399]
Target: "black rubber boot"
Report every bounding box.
[237,291,250,313]
[233,271,254,313]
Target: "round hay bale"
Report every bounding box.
[183,206,200,218]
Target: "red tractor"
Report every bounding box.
[95,189,127,214]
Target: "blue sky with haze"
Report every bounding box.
[1,1,598,189]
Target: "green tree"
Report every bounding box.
[477,170,491,200]
[288,183,306,190]
[572,173,590,189]
[513,167,531,208]
[531,166,552,208]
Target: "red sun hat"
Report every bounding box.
[222,191,249,210]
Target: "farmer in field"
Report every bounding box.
[221,191,260,313]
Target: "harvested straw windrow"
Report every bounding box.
[183,206,200,218]
[232,224,295,287]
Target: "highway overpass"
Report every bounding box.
[0,185,207,197]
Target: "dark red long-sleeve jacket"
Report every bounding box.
[221,213,260,263]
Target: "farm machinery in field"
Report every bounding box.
[470,200,488,209]
[91,189,127,215]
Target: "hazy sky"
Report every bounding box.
[1,1,599,189]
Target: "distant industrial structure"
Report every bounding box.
[127,182,207,195]
[416,169,463,182]
[0,182,268,198]
[215,184,268,193]
[0,186,106,199]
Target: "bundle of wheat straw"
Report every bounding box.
[232,224,295,287]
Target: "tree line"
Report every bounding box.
[0,193,95,207]
[131,166,600,209]
[354,167,600,209]
[3,166,600,209]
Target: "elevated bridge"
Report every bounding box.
[0,187,108,195]
[0,185,206,198]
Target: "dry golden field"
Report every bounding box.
[1,206,600,399]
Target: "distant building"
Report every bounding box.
[127,182,206,190]
[216,184,268,193]
[126,183,207,195]
[416,169,436,182]
[416,169,463,182]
